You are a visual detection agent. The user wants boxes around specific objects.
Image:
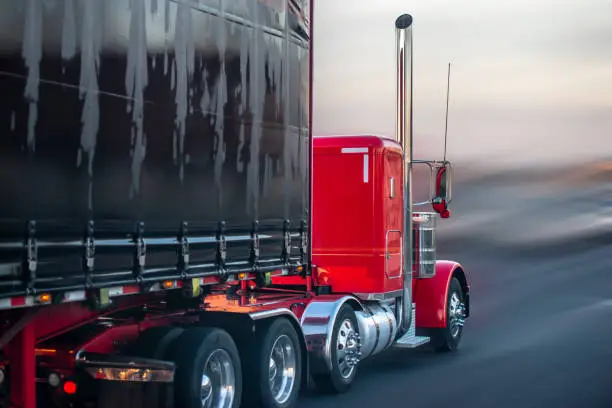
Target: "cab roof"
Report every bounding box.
[313,135,402,153]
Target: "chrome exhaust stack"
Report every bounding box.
[395,14,414,336]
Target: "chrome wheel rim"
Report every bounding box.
[268,334,297,405]
[336,319,359,379]
[201,349,236,408]
[448,291,465,338]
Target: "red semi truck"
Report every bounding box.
[0,1,470,408]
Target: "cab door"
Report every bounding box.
[383,150,404,282]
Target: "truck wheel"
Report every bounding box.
[127,326,185,359]
[431,277,466,352]
[313,303,360,394]
[242,317,302,408]
[170,327,242,408]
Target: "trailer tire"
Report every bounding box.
[313,303,360,394]
[127,326,185,359]
[431,277,465,352]
[169,327,242,408]
[242,317,302,408]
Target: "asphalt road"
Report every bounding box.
[298,182,612,408]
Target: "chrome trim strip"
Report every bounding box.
[353,290,403,301]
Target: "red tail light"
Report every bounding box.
[63,380,77,395]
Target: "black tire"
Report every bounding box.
[242,317,302,408]
[169,327,242,408]
[312,303,359,394]
[126,325,185,359]
[431,277,465,352]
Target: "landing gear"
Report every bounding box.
[313,303,361,394]
[242,317,302,408]
[431,277,466,352]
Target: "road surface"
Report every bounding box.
[298,181,612,408]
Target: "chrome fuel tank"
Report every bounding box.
[355,301,398,359]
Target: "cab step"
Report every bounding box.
[393,303,430,349]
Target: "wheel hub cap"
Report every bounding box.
[201,349,235,408]
[336,319,361,379]
[448,292,466,338]
[268,334,297,405]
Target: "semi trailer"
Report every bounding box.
[0,1,470,407]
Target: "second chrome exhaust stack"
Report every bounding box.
[395,14,414,336]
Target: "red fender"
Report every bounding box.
[413,260,470,328]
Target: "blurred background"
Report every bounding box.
[312,0,612,255]
[305,1,612,407]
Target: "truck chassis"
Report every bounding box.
[1,267,468,408]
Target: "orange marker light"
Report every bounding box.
[237,273,246,280]
[38,293,51,303]
[162,280,174,289]
[63,380,77,395]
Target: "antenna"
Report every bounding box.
[443,62,451,162]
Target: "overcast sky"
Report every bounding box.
[312,0,612,168]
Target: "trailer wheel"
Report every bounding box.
[242,317,302,408]
[170,327,242,408]
[431,277,466,352]
[313,303,360,394]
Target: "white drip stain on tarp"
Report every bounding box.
[173,0,195,182]
[284,43,310,217]
[234,7,250,175]
[197,16,217,177]
[213,75,227,206]
[76,0,103,210]
[282,10,292,217]
[236,110,246,174]
[208,4,228,205]
[229,5,249,110]
[170,58,176,89]
[263,154,273,198]
[22,0,43,152]
[245,0,268,217]
[201,23,215,95]
[163,0,171,76]
[126,0,149,198]
[268,36,283,114]
[299,46,309,210]
[300,127,308,211]
[61,0,76,65]
[199,55,212,120]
